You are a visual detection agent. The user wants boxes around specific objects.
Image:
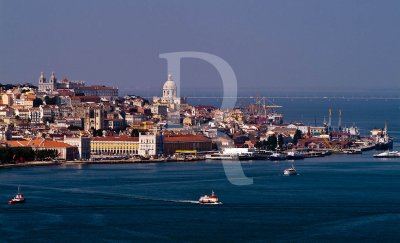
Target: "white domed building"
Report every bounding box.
[153,74,184,109]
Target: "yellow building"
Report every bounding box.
[91,135,139,156]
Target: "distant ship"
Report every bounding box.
[375,135,393,150]
[198,191,220,204]
[371,121,393,150]
[373,151,400,158]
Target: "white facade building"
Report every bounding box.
[64,136,91,160]
[138,133,163,157]
[38,72,57,94]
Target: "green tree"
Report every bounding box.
[278,134,284,149]
[44,96,57,105]
[267,135,277,151]
[33,98,43,107]
[130,129,140,137]
[292,129,302,145]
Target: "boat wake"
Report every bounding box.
[168,200,200,204]
[0,183,209,205]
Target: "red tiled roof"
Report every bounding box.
[164,135,211,143]
[92,135,139,142]
[7,139,73,148]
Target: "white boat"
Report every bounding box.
[373,151,400,158]
[205,153,237,160]
[284,166,297,176]
[198,191,220,204]
[8,185,25,204]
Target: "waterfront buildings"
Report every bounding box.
[64,135,91,160]
[0,71,381,163]
[90,135,139,157]
[163,135,212,155]
[138,133,163,157]
[6,139,78,160]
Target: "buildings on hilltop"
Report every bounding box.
[37,72,118,100]
[0,71,369,163]
[74,85,118,101]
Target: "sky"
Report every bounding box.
[1,0,400,97]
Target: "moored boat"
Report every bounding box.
[286,151,305,160]
[269,152,286,161]
[253,150,273,160]
[342,148,362,154]
[375,138,394,150]
[304,151,324,158]
[205,153,237,160]
[372,121,394,150]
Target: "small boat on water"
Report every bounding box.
[373,151,400,158]
[8,186,25,204]
[284,166,298,176]
[198,191,220,204]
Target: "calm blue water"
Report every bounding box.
[0,99,399,242]
[1,153,400,242]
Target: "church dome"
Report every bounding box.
[163,74,177,90]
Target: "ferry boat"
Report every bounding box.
[8,186,25,204]
[373,151,400,158]
[198,191,220,204]
[283,166,297,176]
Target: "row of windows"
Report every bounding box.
[91,144,138,149]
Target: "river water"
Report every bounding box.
[0,98,399,242]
